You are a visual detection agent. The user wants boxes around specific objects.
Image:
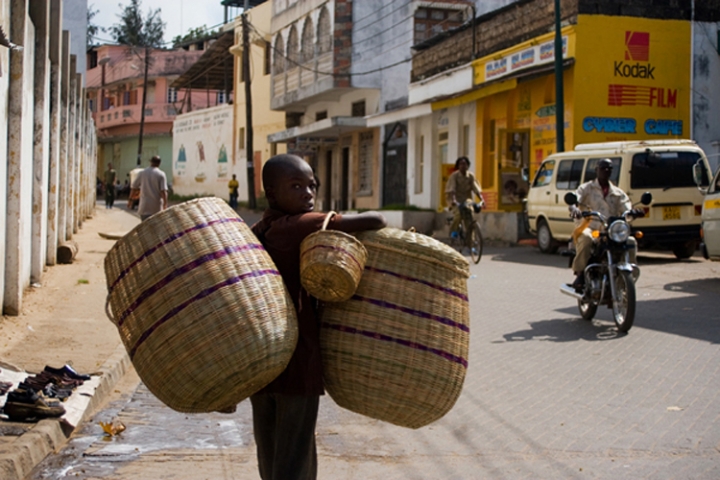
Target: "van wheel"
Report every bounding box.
[672,241,696,260]
[537,219,558,254]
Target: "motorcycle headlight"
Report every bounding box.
[608,220,631,243]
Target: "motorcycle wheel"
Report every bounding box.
[578,299,597,321]
[612,270,636,332]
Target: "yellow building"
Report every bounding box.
[468,15,690,212]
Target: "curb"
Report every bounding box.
[0,343,131,480]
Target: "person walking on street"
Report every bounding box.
[104,163,117,209]
[228,174,239,210]
[130,155,168,221]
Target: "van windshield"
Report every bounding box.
[631,151,709,189]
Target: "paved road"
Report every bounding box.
[30,247,720,479]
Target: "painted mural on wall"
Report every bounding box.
[172,105,236,199]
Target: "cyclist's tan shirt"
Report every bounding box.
[445,170,482,203]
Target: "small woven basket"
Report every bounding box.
[321,228,470,429]
[300,212,368,302]
[104,197,297,413]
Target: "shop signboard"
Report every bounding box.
[573,16,690,144]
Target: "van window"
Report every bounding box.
[584,157,621,184]
[533,160,554,187]
[631,151,709,189]
[556,159,584,190]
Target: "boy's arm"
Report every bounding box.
[332,211,387,233]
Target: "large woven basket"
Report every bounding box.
[300,212,368,302]
[104,197,297,413]
[320,228,470,429]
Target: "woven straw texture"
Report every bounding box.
[104,197,297,413]
[321,228,470,429]
[300,212,368,302]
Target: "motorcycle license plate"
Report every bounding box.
[662,206,681,220]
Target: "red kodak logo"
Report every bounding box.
[625,31,650,61]
[608,84,677,108]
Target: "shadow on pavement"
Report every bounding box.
[496,317,624,343]
[552,277,720,343]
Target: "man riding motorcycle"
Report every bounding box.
[570,158,643,291]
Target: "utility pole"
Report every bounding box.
[242,1,256,208]
[553,0,565,153]
[137,45,149,165]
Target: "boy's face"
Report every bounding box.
[268,163,317,215]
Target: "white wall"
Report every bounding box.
[692,21,720,171]
[407,102,476,210]
[172,105,237,200]
[0,0,10,309]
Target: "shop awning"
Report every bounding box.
[365,103,432,128]
[171,31,235,91]
[268,116,367,144]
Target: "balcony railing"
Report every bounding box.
[271,52,334,108]
[93,103,177,129]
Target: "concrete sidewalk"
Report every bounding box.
[0,204,141,480]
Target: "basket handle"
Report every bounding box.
[407,227,416,233]
[321,211,337,231]
[105,295,116,325]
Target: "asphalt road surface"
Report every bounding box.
[30,246,720,479]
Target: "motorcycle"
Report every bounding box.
[559,191,652,332]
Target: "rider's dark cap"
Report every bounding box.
[597,158,613,169]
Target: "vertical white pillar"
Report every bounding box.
[45,0,62,265]
[58,31,70,244]
[29,0,50,283]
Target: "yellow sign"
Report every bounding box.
[473,27,576,85]
[573,16,691,144]
[705,198,720,210]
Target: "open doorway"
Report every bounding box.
[499,130,530,210]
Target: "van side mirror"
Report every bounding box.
[564,192,578,205]
[693,161,708,194]
[640,192,652,205]
[521,167,529,182]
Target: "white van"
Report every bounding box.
[694,163,720,261]
[525,140,713,259]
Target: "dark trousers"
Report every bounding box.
[105,184,115,208]
[250,393,319,480]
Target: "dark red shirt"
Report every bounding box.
[251,209,341,396]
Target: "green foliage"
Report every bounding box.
[110,0,165,47]
[87,5,104,47]
[172,26,217,48]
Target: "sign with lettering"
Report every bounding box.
[573,16,690,143]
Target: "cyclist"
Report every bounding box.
[445,156,483,245]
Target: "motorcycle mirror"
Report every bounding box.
[563,192,578,205]
[640,192,652,205]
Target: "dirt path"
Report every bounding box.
[0,205,140,376]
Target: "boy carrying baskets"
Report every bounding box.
[249,154,386,479]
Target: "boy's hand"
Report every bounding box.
[333,212,387,233]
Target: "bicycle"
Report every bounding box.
[447,201,483,264]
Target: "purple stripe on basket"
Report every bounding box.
[364,266,468,301]
[351,295,470,333]
[109,217,246,293]
[322,322,468,368]
[116,243,265,327]
[129,269,280,359]
[301,244,364,271]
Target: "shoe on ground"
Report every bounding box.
[3,389,65,421]
[44,364,91,381]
